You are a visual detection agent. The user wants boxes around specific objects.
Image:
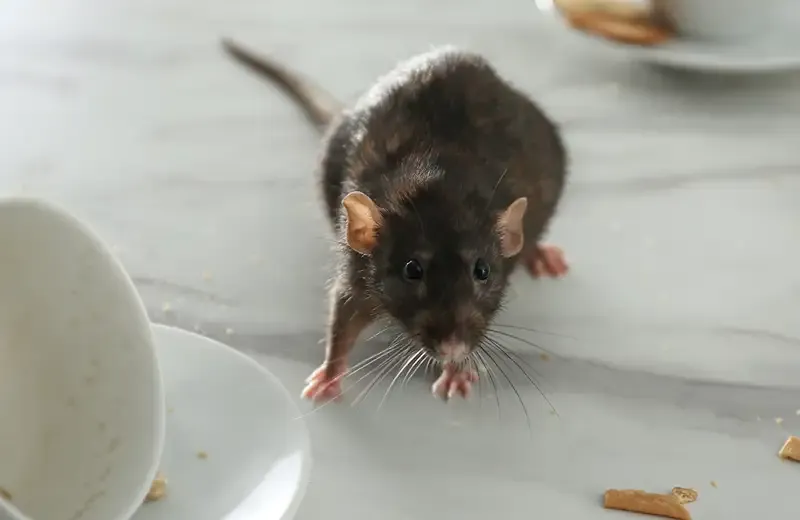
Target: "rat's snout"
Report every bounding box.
[436,337,468,364]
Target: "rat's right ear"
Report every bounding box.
[342,191,383,255]
[496,197,528,258]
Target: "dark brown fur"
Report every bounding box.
[222,41,567,385]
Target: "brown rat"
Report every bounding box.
[221,39,569,401]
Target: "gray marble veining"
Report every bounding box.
[2,0,800,518]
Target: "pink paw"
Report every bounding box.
[525,243,569,278]
[301,364,344,402]
[432,365,479,400]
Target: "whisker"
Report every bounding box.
[492,323,574,340]
[352,346,413,407]
[483,336,548,386]
[482,346,532,433]
[468,355,484,409]
[486,328,557,357]
[378,349,424,411]
[292,343,408,420]
[475,347,501,419]
[402,349,429,387]
[340,342,405,381]
[484,339,558,417]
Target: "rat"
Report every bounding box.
[221,39,569,402]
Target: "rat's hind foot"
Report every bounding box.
[302,364,344,402]
[432,365,479,400]
[525,243,569,278]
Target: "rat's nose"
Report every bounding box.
[438,337,467,363]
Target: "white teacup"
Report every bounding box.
[0,198,164,520]
[653,0,789,43]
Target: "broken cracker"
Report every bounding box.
[604,489,691,520]
[779,435,800,462]
[564,11,673,45]
[671,487,698,505]
[144,471,167,503]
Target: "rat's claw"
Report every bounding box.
[432,366,478,401]
[302,364,344,402]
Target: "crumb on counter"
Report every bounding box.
[197,450,208,460]
[603,489,691,520]
[779,436,800,462]
[202,270,213,281]
[144,472,167,503]
[710,481,718,488]
[539,353,550,361]
[776,417,784,425]
[225,327,234,335]
[161,302,172,313]
[0,487,12,501]
[671,487,698,505]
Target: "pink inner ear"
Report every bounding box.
[498,197,527,257]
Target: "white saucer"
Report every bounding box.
[132,325,311,520]
[536,0,800,73]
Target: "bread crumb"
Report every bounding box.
[144,472,167,502]
[603,489,690,520]
[197,450,208,460]
[779,436,800,462]
[539,353,551,361]
[225,327,235,335]
[161,302,172,313]
[0,487,12,501]
[710,481,718,488]
[775,417,784,425]
[671,487,697,505]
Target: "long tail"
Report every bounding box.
[220,37,342,131]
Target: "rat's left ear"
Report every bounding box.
[342,191,383,255]
[496,197,527,258]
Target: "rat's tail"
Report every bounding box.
[221,38,342,131]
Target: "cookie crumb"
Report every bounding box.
[0,487,12,501]
[603,489,690,520]
[671,487,697,505]
[539,353,551,361]
[145,472,167,502]
[710,481,718,488]
[778,436,800,462]
[197,450,208,460]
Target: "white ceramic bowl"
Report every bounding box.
[0,198,164,520]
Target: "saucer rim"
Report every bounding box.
[535,0,800,73]
[149,323,312,520]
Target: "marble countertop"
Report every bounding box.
[2,0,800,518]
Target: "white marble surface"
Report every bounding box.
[2,0,800,518]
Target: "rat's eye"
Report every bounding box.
[473,258,490,281]
[403,259,424,281]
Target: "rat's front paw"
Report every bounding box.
[302,364,344,402]
[432,365,479,400]
[525,243,569,278]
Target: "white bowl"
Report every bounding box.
[0,197,164,520]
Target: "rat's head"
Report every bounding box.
[341,188,527,364]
